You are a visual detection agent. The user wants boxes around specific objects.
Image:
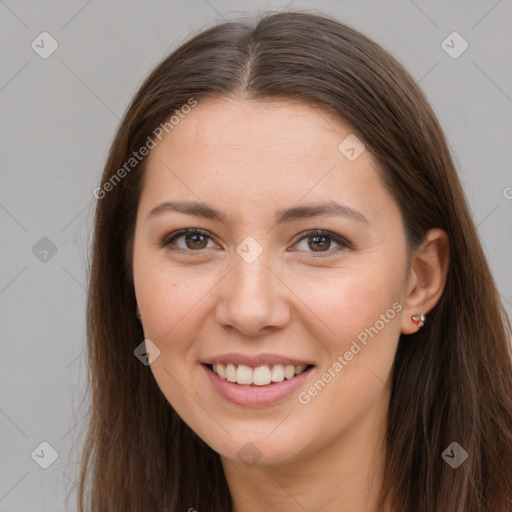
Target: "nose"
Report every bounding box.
[215,252,291,337]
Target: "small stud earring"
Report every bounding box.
[135,307,141,320]
[411,313,426,328]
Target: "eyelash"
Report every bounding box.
[161,228,353,257]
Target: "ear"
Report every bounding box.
[401,228,449,334]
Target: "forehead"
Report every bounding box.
[170,98,341,148]
[139,97,397,229]
[150,98,353,172]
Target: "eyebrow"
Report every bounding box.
[146,200,369,225]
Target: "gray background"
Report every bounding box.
[1,1,511,510]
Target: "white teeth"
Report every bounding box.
[284,365,295,379]
[253,366,272,386]
[271,364,285,382]
[215,363,226,379]
[225,363,237,383]
[294,364,307,375]
[211,362,309,386]
[236,364,253,385]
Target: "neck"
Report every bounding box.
[221,388,391,512]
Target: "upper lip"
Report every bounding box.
[203,353,314,367]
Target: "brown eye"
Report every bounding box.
[162,228,217,252]
[307,235,332,252]
[162,228,352,257]
[292,230,353,256]
[182,232,209,250]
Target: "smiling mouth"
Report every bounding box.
[204,362,314,386]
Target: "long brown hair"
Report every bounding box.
[77,10,512,512]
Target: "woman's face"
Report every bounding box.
[133,97,410,467]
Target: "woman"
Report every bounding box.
[79,10,512,512]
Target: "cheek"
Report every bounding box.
[290,256,404,408]
[134,249,209,340]
[291,260,404,343]
[134,262,211,419]
[290,270,402,442]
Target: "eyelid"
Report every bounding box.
[161,228,219,251]
[161,228,353,255]
[291,229,354,252]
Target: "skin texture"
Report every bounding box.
[132,98,449,512]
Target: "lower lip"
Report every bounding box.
[202,364,314,407]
